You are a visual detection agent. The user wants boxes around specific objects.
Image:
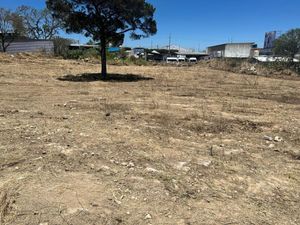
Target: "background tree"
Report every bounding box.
[46,0,157,79]
[16,6,61,40]
[53,36,74,56]
[0,8,25,52]
[273,29,300,60]
[86,39,96,45]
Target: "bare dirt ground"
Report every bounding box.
[0,54,300,225]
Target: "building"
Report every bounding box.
[207,43,257,58]
[176,51,208,60]
[2,39,54,54]
[70,44,122,53]
[131,47,146,58]
[69,43,99,50]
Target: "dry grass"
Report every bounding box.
[0,54,300,225]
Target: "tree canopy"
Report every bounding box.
[273,29,300,59]
[46,0,157,78]
[0,8,25,52]
[16,6,61,40]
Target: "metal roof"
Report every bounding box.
[207,42,256,48]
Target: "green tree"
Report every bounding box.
[16,6,61,40]
[273,29,300,60]
[0,8,25,52]
[86,39,96,45]
[46,0,157,79]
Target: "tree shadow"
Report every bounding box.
[57,73,154,83]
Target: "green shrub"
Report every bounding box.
[82,48,100,59]
[126,56,148,66]
[264,61,300,75]
[63,49,84,59]
[62,48,100,60]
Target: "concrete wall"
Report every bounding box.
[207,43,254,58]
[4,40,54,54]
[224,44,252,58]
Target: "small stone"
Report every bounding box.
[62,116,68,120]
[144,213,152,220]
[268,144,275,148]
[105,112,111,117]
[100,165,110,171]
[0,114,4,117]
[175,162,190,172]
[274,136,283,142]
[114,199,122,205]
[145,167,161,173]
[198,160,212,167]
[127,162,135,168]
[90,202,99,207]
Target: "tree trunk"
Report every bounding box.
[100,36,107,79]
[0,36,6,52]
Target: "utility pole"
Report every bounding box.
[168,34,171,55]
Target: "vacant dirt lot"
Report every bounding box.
[0,54,299,225]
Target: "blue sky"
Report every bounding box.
[1,0,300,49]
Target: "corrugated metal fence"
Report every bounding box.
[3,40,54,54]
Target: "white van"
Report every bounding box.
[178,57,186,62]
[166,57,178,63]
[189,57,197,63]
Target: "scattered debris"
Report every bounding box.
[144,213,152,220]
[263,135,273,141]
[175,162,190,172]
[145,167,161,173]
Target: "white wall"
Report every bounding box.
[225,44,252,58]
